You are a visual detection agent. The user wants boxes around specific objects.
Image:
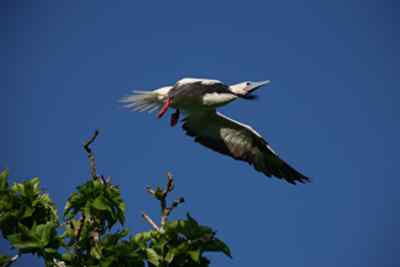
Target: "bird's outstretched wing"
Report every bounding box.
[182,111,310,184]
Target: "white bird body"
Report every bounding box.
[121,77,310,184]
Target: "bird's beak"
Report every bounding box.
[245,80,271,93]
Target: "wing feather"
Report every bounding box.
[182,111,310,184]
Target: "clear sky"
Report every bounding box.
[1,1,399,266]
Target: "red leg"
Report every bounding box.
[170,109,180,127]
[158,97,171,118]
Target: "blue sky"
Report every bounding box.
[1,1,399,266]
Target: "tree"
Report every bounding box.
[0,131,230,267]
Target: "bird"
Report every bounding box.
[121,78,310,184]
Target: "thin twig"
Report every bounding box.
[160,198,167,226]
[166,172,174,192]
[4,253,20,267]
[145,186,156,196]
[83,130,99,180]
[75,214,86,242]
[141,212,160,231]
[160,172,178,226]
[171,197,185,210]
[161,197,185,226]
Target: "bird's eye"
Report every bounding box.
[246,82,251,86]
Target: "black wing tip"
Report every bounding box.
[258,164,311,185]
[278,161,312,185]
[285,175,311,185]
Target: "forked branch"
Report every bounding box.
[142,172,185,231]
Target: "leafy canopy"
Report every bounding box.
[0,132,231,267]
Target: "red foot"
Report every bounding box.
[170,109,180,127]
[158,98,171,118]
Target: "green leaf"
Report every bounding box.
[13,177,41,199]
[164,241,190,264]
[103,229,129,245]
[164,250,175,263]
[11,182,24,194]
[90,244,103,259]
[188,250,201,262]
[61,252,75,262]
[30,177,41,193]
[186,213,199,226]
[146,248,161,266]
[132,231,153,243]
[44,247,58,254]
[64,192,79,218]
[0,169,9,190]
[33,222,56,247]
[7,233,40,250]
[117,202,126,224]
[204,239,232,258]
[6,222,57,252]
[22,207,34,218]
[92,196,111,211]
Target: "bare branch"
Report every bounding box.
[166,172,174,192]
[83,129,99,180]
[171,197,185,210]
[141,212,160,231]
[4,253,20,267]
[144,172,184,229]
[146,186,156,196]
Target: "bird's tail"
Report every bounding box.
[120,86,172,113]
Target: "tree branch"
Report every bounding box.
[75,214,86,242]
[144,172,185,230]
[83,130,99,180]
[4,253,20,267]
[141,212,160,231]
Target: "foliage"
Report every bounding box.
[0,169,61,265]
[0,132,230,267]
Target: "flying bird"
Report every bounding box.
[121,78,310,184]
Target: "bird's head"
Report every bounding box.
[229,80,271,99]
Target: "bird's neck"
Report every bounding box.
[228,84,247,95]
[202,92,238,107]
